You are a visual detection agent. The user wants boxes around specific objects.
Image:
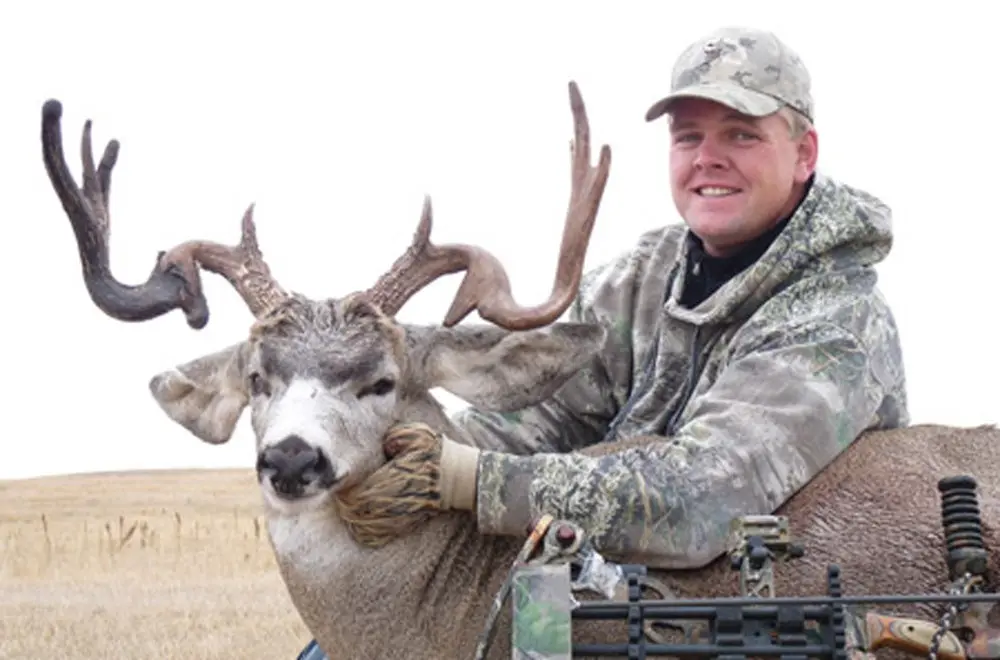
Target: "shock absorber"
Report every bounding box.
[938,475,989,581]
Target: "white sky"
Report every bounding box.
[3,2,996,481]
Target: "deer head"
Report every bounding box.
[42,82,612,514]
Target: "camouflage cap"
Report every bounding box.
[645,26,814,123]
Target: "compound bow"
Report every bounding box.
[486,475,1000,660]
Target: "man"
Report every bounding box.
[341,23,907,579]
[297,23,908,659]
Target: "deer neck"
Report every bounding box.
[262,395,523,657]
[265,501,522,659]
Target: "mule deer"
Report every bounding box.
[41,83,1000,660]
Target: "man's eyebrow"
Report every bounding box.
[669,112,760,132]
[723,111,760,125]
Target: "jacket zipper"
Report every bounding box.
[666,326,702,436]
[602,254,716,442]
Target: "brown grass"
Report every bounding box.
[0,468,312,659]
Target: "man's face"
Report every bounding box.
[668,98,818,257]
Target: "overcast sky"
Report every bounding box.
[3,2,994,480]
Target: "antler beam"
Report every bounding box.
[363,80,612,331]
[41,99,288,327]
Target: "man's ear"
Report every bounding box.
[404,322,607,411]
[147,342,251,445]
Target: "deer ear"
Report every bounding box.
[405,322,606,411]
[147,342,251,445]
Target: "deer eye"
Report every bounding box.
[248,371,270,397]
[358,378,395,398]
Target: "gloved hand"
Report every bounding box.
[334,422,481,548]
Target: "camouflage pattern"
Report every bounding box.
[454,171,909,570]
[645,26,814,123]
[510,563,574,659]
[843,606,878,660]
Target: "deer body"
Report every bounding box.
[255,420,1000,660]
[39,85,1000,660]
[263,421,1000,660]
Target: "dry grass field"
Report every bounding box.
[0,468,312,659]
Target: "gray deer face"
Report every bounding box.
[148,293,605,514]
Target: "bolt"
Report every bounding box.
[555,524,576,548]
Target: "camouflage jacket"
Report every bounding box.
[453,171,909,570]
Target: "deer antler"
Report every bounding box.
[41,99,289,327]
[363,80,612,331]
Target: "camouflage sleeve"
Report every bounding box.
[449,298,613,456]
[473,317,898,569]
[449,249,642,457]
[451,383,608,456]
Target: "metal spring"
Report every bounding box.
[938,475,989,580]
[938,475,986,553]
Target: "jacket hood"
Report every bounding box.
[664,171,894,326]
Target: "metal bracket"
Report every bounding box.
[727,514,805,599]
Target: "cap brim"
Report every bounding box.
[644,82,784,122]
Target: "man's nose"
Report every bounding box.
[693,137,728,170]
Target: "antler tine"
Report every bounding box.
[158,204,290,320]
[41,99,288,329]
[363,80,611,331]
[41,99,208,328]
[362,196,467,316]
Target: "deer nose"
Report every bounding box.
[256,435,336,496]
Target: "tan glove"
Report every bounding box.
[334,422,480,548]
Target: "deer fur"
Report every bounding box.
[149,292,1000,660]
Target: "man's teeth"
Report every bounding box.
[698,187,739,197]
